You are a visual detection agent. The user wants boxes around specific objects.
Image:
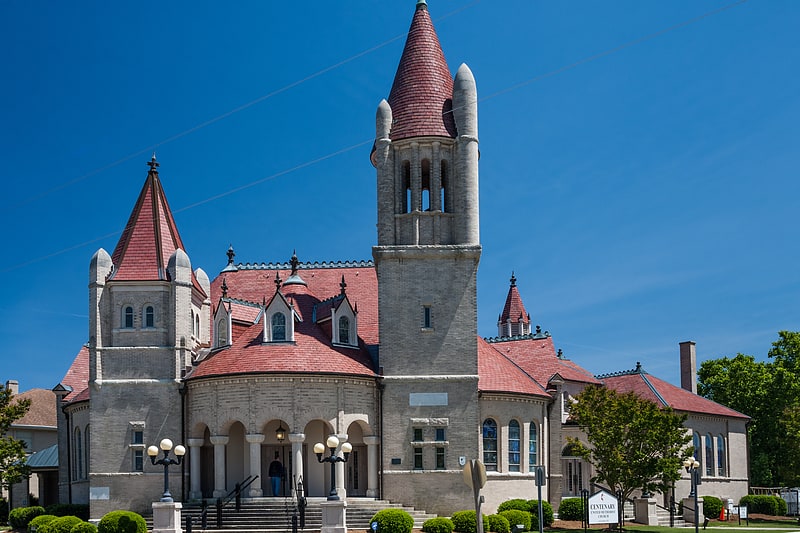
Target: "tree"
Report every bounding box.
[566,385,691,501]
[0,385,31,491]
[698,331,800,486]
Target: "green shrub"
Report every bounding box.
[451,511,488,533]
[9,506,45,529]
[97,511,146,533]
[497,500,529,513]
[369,509,414,533]
[422,517,454,533]
[70,522,97,533]
[40,516,83,533]
[739,495,784,516]
[498,510,529,532]
[28,514,57,533]
[45,504,90,520]
[527,500,554,528]
[557,498,584,521]
[777,497,788,516]
[702,496,722,519]
[486,514,510,533]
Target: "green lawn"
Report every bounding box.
[547,517,800,533]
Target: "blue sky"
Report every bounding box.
[2,1,798,393]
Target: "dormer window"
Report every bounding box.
[339,316,350,345]
[122,306,134,329]
[216,318,228,347]
[271,313,286,341]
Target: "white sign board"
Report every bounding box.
[588,490,619,525]
[739,505,748,519]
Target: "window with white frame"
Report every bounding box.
[508,420,521,472]
[216,318,228,347]
[528,422,538,471]
[717,434,726,476]
[339,316,350,345]
[482,419,498,471]
[705,433,713,476]
[271,312,286,341]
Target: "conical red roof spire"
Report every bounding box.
[109,155,191,283]
[387,1,456,141]
[499,273,530,326]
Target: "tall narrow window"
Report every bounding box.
[84,425,90,479]
[435,447,445,470]
[74,428,83,480]
[693,432,701,470]
[717,434,726,476]
[132,429,144,472]
[508,420,521,472]
[195,314,200,338]
[705,433,714,476]
[423,306,432,329]
[403,161,412,214]
[339,316,350,344]
[421,159,431,211]
[272,313,286,341]
[216,319,228,347]
[482,419,498,471]
[144,306,155,328]
[528,422,538,471]
[123,306,134,328]
[413,447,423,470]
[440,160,449,212]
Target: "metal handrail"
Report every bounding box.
[214,475,260,528]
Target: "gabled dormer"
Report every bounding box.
[331,276,358,348]
[263,272,301,343]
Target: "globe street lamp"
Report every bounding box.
[314,436,352,500]
[683,457,701,533]
[148,438,186,503]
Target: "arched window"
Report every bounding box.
[528,422,538,471]
[144,306,155,328]
[74,427,83,480]
[195,314,200,338]
[692,432,701,465]
[190,310,195,336]
[508,420,520,472]
[339,316,350,345]
[272,313,286,341]
[84,425,90,479]
[482,419,497,471]
[122,306,134,328]
[717,434,726,476]
[216,318,228,347]
[705,433,714,476]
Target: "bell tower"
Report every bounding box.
[371,0,481,511]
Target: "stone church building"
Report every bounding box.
[54,1,749,519]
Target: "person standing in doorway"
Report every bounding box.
[269,452,284,497]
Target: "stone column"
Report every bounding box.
[289,433,306,497]
[364,436,380,498]
[187,438,204,500]
[210,435,229,498]
[245,434,265,497]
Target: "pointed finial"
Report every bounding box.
[274,270,282,291]
[226,244,235,266]
[535,325,542,334]
[147,153,160,172]
[510,272,517,287]
[221,277,228,298]
[557,348,563,359]
[290,250,299,275]
[340,275,347,295]
[636,361,642,372]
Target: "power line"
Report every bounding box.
[2,0,749,274]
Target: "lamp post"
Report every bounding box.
[683,457,701,533]
[148,438,186,503]
[314,436,352,500]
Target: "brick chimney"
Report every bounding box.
[679,341,697,394]
[5,380,19,395]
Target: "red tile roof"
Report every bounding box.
[188,261,379,379]
[478,338,550,398]
[601,368,749,419]
[489,335,601,387]
[109,157,206,296]
[60,346,90,404]
[499,273,530,325]
[387,2,456,141]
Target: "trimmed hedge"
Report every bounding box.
[486,514,510,533]
[9,506,45,529]
[97,511,146,533]
[45,504,90,520]
[497,500,529,513]
[28,514,58,533]
[422,517,454,533]
[451,511,488,533]
[528,500,554,528]
[369,509,414,533]
[40,516,83,533]
[702,496,723,519]
[498,510,529,532]
[70,522,98,533]
[739,495,786,516]
[557,498,584,521]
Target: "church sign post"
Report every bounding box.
[463,460,487,533]
[588,490,619,528]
